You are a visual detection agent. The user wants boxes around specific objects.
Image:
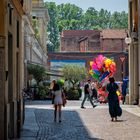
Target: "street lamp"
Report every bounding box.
[125,33,132,45]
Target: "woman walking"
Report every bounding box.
[106,77,122,121]
[53,83,65,123]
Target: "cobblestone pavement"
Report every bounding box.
[20,100,140,140]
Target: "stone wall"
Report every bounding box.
[101,39,128,51]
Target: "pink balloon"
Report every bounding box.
[92,63,98,70]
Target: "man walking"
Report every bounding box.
[81,79,96,109]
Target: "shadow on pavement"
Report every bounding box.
[20,107,103,140]
[115,119,126,122]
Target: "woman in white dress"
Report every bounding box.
[53,83,63,122]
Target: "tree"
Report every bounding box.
[82,7,98,29]
[97,9,111,29]
[109,11,128,29]
[57,3,83,20]
[27,64,47,85]
[57,3,84,31]
[45,2,60,52]
[62,64,87,88]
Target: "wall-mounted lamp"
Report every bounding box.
[131,31,138,41]
[8,3,14,10]
[125,33,132,45]
[131,21,138,41]
[24,59,28,64]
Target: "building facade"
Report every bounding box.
[128,0,140,105]
[0,0,49,139]
[101,29,128,52]
[52,29,128,82]
[60,29,127,52]
[47,52,128,82]
[0,0,24,139]
[23,0,49,87]
[60,30,101,52]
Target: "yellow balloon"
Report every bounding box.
[90,61,93,66]
[89,70,93,74]
[116,90,120,96]
[105,59,112,68]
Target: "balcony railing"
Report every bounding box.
[32,2,44,8]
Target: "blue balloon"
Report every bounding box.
[99,71,110,82]
[93,70,100,75]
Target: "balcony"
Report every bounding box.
[32,1,44,8]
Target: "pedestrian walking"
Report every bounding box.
[106,77,122,122]
[50,79,56,104]
[81,79,96,109]
[91,81,98,102]
[50,79,56,90]
[121,78,128,104]
[52,83,65,122]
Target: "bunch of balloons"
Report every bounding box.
[89,55,116,83]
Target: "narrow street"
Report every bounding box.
[20,100,140,140]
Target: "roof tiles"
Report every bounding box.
[101,29,127,39]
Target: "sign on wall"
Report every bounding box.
[50,60,86,70]
[49,60,86,80]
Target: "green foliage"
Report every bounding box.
[45,2,60,52]
[38,85,50,99]
[67,88,80,100]
[38,89,46,99]
[62,65,87,87]
[27,64,47,85]
[32,19,39,38]
[109,11,128,29]
[97,9,111,29]
[77,87,82,98]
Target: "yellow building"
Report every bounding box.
[0,0,25,139]
[0,0,49,139]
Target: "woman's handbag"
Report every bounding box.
[62,92,67,107]
[62,96,67,107]
[52,95,55,104]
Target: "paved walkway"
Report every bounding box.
[20,100,140,140]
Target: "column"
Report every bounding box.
[133,42,139,104]
[129,42,134,104]
[138,0,140,106]
[0,36,6,139]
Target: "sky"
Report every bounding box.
[44,0,128,13]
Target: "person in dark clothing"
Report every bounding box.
[91,82,98,101]
[81,79,96,109]
[106,77,122,121]
[121,78,128,104]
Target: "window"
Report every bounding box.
[17,21,19,47]
[8,32,13,102]
[8,3,13,25]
